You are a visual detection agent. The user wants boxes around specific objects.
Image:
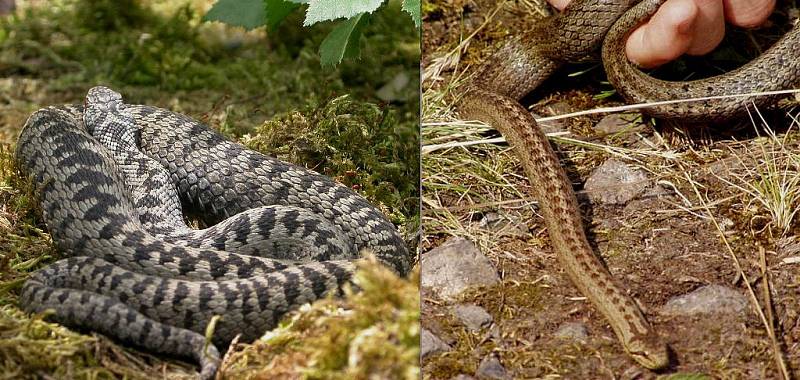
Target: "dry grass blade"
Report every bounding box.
[422,0,509,85]
[712,114,800,238]
[423,90,800,155]
[535,89,800,120]
[682,170,790,380]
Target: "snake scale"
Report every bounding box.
[16,87,411,378]
[459,0,799,369]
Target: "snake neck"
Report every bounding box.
[470,33,559,100]
[85,96,189,235]
[470,0,639,101]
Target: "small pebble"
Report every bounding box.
[476,354,510,380]
[421,328,451,360]
[661,285,749,317]
[451,304,493,332]
[554,321,589,343]
[421,238,500,300]
[584,158,651,205]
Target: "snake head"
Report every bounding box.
[84,86,124,132]
[626,331,670,370]
[83,86,139,148]
[85,86,123,108]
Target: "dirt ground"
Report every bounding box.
[421,0,800,379]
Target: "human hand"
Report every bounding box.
[547,0,775,68]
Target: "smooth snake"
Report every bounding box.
[458,0,799,369]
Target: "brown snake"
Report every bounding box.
[458,0,800,370]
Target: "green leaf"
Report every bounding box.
[319,13,368,67]
[402,0,420,28]
[304,0,383,26]
[203,0,266,30]
[265,0,302,31]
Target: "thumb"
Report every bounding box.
[625,0,698,68]
[547,0,571,11]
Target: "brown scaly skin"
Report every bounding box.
[603,0,800,122]
[459,0,798,370]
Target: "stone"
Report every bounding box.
[595,113,641,135]
[376,71,411,102]
[421,328,451,360]
[476,354,510,380]
[451,376,476,380]
[422,238,500,300]
[661,285,749,317]
[451,304,493,332]
[554,321,589,342]
[477,212,529,237]
[584,158,651,205]
[536,101,573,134]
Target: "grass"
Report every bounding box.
[0,0,419,378]
[713,114,800,238]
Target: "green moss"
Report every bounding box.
[423,353,476,380]
[422,281,547,379]
[460,280,544,319]
[421,2,440,16]
[244,95,419,225]
[0,305,110,379]
[0,146,55,304]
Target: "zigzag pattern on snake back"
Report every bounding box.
[458,0,799,370]
[84,87,354,263]
[16,88,411,379]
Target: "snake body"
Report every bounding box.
[16,88,410,378]
[459,0,799,369]
[84,87,353,262]
[604,0,800,122]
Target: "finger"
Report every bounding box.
[723,0,775,28]
[547,0,571,11]
[684,0,725,56]
[626,0,698,68]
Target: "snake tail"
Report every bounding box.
[459,88,670,369]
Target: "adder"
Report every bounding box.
[16,87,411,379]
[458,0,799,370]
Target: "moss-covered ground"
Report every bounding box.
[0,0,419,378]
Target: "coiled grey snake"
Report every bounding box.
[16,86,411,378]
